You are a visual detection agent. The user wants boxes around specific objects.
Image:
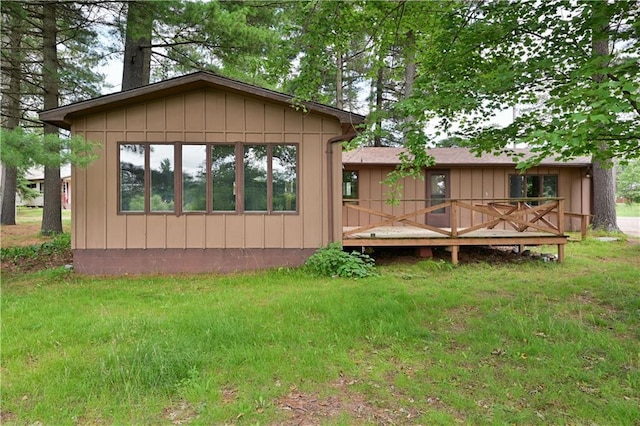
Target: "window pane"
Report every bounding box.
[149,144,175,212]
[272,145,297,211]
[212,145,237,211]
[542,176,558,198]
[430,173,447,214]
[120,144,145,212]
[244,145,267,211]
[182,145,206,212]
[509,175,525,199]
[526,175,541,199]
[343,170,358,200]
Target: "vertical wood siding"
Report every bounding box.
[72,88,341,250]
[344,165,591,232]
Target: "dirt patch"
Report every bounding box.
[276,377,422,425]
[1,227,72,274]
[1,246,72,274]
[0,411,17,424]
[1,223,49,247]
[162,401,199,425]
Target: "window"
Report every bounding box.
[243,144,297,212]
[271,145,297,212]
[342,170,358,201]
[182,145,206,212]
[149,145,174,212]
[244,145,268,211]
[509,175,558,203]
[211,144,237,211]
[120,144,145,212]
[429,172,447,213]
[118,142,298,214]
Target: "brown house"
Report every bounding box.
[40,72,364,274]
[342,147,592,232]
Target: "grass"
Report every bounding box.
[1,207,71,247]
[617,202,640,217]
[1,239,639,424]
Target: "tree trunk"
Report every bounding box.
[41,1,62,235]
[122,1,153,90]
[336,52,343,110]
[590,6,619,232]
[374,66,384,147]
[1,167,18,225]
[0,3,23,225]
[402,30,417,146]
[404,30,416,98]
[591,159,619,232]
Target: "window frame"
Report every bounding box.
[117,141,299,216]
[508,174,559,202]
[342,169,359,204]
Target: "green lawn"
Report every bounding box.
[14,207,72,224]
[1,240,639,425]
[617,202,640,217]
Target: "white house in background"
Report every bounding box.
[17,165,72,209]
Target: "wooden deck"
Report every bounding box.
[342,198,575,264]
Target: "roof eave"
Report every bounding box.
[39,71,365,131]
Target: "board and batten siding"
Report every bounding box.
[343,166,590,232]
[71,88,342,251]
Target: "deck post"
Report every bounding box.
[451,245,459,265]
[451,200,458,237]
[581,215,588,240]
[557,243,565,262]
[557,199,565,235]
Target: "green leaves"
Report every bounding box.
[305,242,377,279]
[0,127,100,169]
[616,159,640,203]
[409,0,639,165]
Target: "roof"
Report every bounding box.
[39,71,366,130]
[24,165,72,181]
[343,147,591,167]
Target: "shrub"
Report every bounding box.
[304,242,377,278]
[1,232,71,262]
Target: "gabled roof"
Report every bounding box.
[343,147,591,167]
[39,71,366,130]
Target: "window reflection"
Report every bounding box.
[182,145,206,212]
[120,144,145,212]
[149,145,174,212]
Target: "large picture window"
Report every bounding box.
[509,174,558,203]
[118,142,298,215]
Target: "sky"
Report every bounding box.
[97,61,123,94]
[96,56,514,140]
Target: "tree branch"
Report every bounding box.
[607,72,640,116]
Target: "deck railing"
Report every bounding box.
[343,198,590,240]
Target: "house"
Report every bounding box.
[16,166,72,208]
[39,71,365,274]
[19,168,45,207]
[342,147,592,233]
